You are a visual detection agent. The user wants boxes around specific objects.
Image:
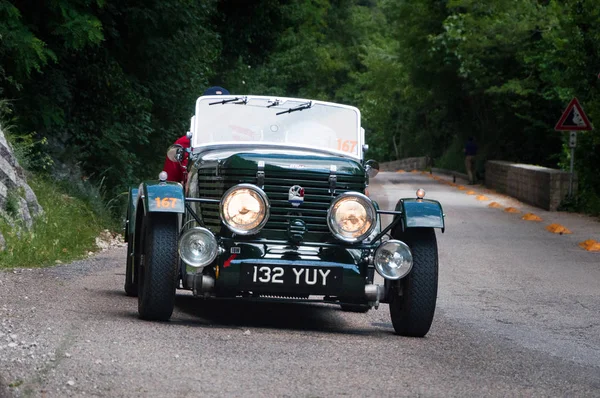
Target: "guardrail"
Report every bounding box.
[380,156,574,212]
[485,161,575,211]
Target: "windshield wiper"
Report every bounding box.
[276,101,312,115]
[209,96,247,106]
[266,99,280,108]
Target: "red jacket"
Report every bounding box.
[163,135,190,183]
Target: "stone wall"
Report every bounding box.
[485,160,575,211]
[379,156,429,172]
[0,127,43,250]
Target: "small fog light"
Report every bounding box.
[179,227,218,268]
[416,188,426,199]
[374,240,413,280]
[158,171,168,182]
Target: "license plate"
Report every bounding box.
[240,264,342,290]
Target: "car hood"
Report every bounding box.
[194,147,365,177]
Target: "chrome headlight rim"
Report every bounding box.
[219,183,270,235]
[327,192,377,243]
[374,239,413,280]
[178,227,218,268]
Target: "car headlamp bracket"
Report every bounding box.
[370,210,403,242]
[256,160,265,189]
[329,165,337,194]
[184,197,221,228]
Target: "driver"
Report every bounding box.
[163,86,230,183]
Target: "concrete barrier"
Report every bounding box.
[485,160,575,211]
[379,156,429,172]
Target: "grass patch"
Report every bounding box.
[0,175,118,269]
[4,187,23,218]
[8,379,23,388]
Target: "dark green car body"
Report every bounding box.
[125,96,444,337]
[188,148,374,299]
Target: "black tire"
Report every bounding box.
[137,213,179,321]
[124,235,138,297]
[340,304,370,313]
[389,227,438,337]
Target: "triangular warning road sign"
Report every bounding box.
[555,97,593,131]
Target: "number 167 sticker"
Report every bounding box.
[337,139,357,152]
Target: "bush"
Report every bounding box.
[3,188,21,219]
[434,137,466,172]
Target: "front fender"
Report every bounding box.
[125,187,139,240]
[394,198,445,232]
[137,181,185,215]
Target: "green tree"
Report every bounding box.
[1,0,220,200]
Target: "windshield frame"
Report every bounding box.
[191,95,363,160]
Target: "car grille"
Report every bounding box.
[195,169,366,241]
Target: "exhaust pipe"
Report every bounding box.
[186,273,215,297]
[365,284,384,307]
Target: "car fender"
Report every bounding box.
[124,187,139,241]
[137,181,186,216]
[393,198,445,232]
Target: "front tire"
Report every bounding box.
[137,213,179,321]
[389,228,438,337]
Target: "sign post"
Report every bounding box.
[568,132,576,197]
[554,98,593,197]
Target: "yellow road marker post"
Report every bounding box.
[579,240,600,252]
[522,213,542,221]
[546,223,572,234]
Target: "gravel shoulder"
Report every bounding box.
[0,249,125,397]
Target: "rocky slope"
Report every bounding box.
[0,127,43,251]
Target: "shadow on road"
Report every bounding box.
[96,286,393,337]
[96,288,129,297]
[173,295,380,336]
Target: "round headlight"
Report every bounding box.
[327,192,377,243]
[220,184,270,235]
[374,240,413,280]
[179,227,218,268]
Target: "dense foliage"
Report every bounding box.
[1,0,599,214]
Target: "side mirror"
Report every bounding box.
[167,144,185,162]
[365,159,379,179]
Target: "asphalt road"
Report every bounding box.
[1,171,599,397]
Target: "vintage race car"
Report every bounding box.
[124,95,444,337]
